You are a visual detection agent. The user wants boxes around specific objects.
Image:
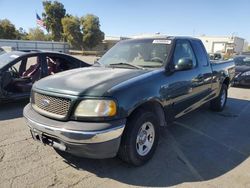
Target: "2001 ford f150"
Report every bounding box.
[23,36,235,166]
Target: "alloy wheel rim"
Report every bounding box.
[136,122,155,156]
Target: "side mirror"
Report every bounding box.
[94,57,101,64]
[175,58,193,71]
[95,57,100,62]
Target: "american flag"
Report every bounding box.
[36,13,46,29]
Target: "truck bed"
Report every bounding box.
[211,60,235,84]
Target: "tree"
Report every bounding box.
[42,0,66,41]
[81,14,104,50]
[62,16,83,49]
[0,19,17,39]
[16,27,28,40]
[27,27,48,41]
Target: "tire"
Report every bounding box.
[210,84,228,112]
[118,109,159,166]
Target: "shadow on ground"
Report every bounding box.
[0,100,28,120]
[56,97,250,187]
[232,85,250,89]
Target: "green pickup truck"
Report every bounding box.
[23,36,235,166]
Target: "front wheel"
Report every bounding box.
[118,109,159,166]
[210,84,228,111]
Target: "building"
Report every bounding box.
[197,36,248,54]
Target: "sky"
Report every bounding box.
[0,0,249,42]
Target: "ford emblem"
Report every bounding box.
[41,99,50,107]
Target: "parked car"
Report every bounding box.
[209,53,223,61]
[232,55,250,87]
[0,47,5,55]
[24,37,235,166]
[0,51,90,102]
[0,46,15,53]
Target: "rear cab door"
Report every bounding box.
[190,39,214,101]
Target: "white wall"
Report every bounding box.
[0,39,70,53]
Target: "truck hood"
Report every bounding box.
[34,66,149,96]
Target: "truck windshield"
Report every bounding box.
[99,39,172,69]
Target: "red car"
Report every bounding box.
[0,51,90,102]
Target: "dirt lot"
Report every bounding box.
[72,55,96,64]
[0,87,250,188]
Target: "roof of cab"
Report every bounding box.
[124,35,200,42]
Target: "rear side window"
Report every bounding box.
[173,40,197,67]
[46,55,79,74]
[192,40,209,66]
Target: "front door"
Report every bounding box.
[162,39,205,119]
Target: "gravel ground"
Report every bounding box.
[0,87,250,188]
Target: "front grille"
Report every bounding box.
[32,92,71,119]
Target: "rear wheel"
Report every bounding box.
[210,84,228,111]
[118,109,159,166]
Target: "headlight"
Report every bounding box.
[241,71,250,76]
[74,99,117,117]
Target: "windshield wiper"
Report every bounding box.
[141,65,163,68]
[109,62,143,69]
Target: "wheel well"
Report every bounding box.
[223,77,230,88]
[129,101,167,126]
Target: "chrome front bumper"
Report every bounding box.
[23,104,125,144]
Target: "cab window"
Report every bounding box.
[173,40,197,68]
[192,40,209,66]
